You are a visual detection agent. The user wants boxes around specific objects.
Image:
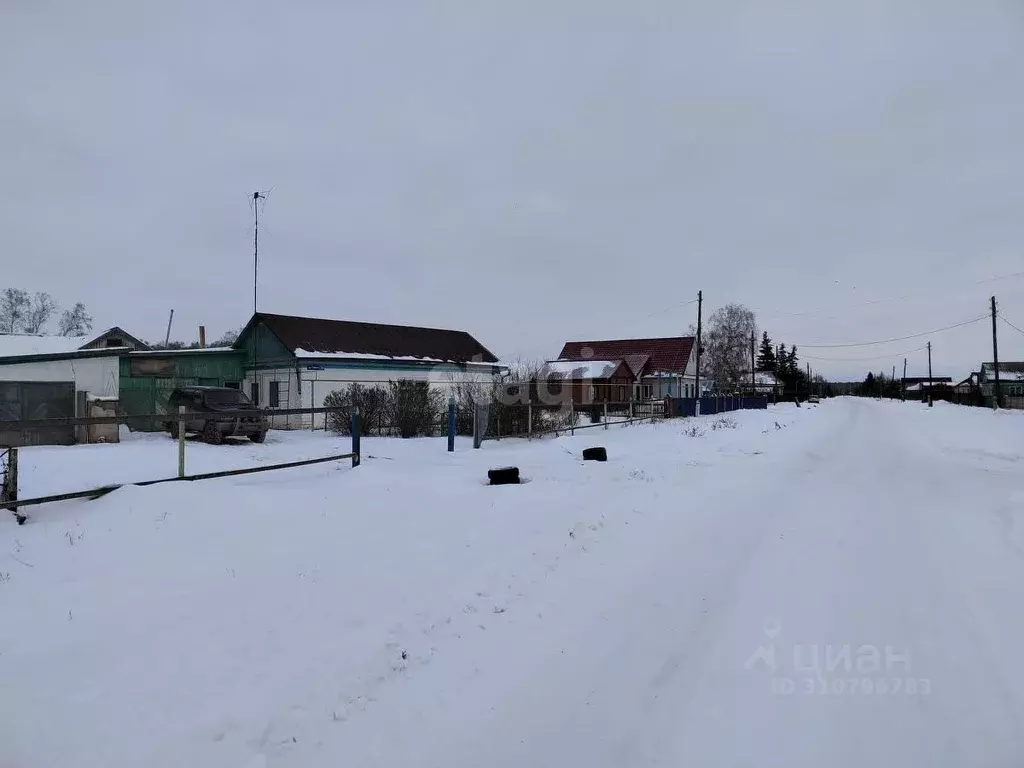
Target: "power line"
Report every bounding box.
[799,345,928,362]
[795,314,988,349]
[752,268,1024,320]
[999,315,1024,337]
[644,297,698,318]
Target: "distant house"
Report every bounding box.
[978,362,1024,408]
[535,359,636,405]
[0,330,131,398]
[901,376,953,387]
[79,326,150,352]
[738,370,783,396]
[954,373,979,394]
[555,337,697,400]
[0,331,133,445]
[233,313,503,428]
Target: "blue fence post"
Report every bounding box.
[351,406,360,467]
[448,396,456,452]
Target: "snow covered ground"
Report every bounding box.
[4,399,1024,766]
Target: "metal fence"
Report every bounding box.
[672,395,769,417]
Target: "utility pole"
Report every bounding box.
[927,341,933,407]
[991,295,1002,409]
[750,329,755,393]
[694,291,703,410]
[902,357,907,402]
[253,191,265,315]
[892,364,896,400]
[164,309,174,346]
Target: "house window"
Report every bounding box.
[105,337,123,347]
[618,385,626,402]
[224,381,240,390]
[269,380,280,408]
[250,381,260,405]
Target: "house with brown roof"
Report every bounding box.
[535,359,636,405]
[233,313,502,428]
[555,336,698,400]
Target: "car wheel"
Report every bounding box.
[249,430,267,444]
[167,422,179,439]
[202,421,223,445]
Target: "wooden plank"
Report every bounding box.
[0,452,356,512]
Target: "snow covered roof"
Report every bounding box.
[741,371,780,385]
[246,312,499,364]
[541,360,624,379]
[0,333,90,357]
[980,362,1024,381]
[905,381,953,391]
[296,349,451,363]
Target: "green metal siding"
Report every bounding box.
[241,324,294,369]
[119,351,246,430]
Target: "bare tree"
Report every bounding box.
[701,304,757,389]
[0,288,30,333]
[23,292,59,334]
[57,302,94,337]
[212,328,240,346]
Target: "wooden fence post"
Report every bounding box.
[177,406,186,478]
[603,401,608,429]
[527,403,533,440]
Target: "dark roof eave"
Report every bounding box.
[0,347,130,365]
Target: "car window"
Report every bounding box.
[203,389,252,406]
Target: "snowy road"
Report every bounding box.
[347,399,1024,767]
[4,399,1024,766]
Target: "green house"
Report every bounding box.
[119,348,245,430]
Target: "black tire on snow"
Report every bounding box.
[249,431,267,443]
[202,421,224,445]
[582,447,607,462]
[488,466,521,485]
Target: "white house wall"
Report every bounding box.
[640,373,698,400]
[0,356,120,400]
[245,362,501,430]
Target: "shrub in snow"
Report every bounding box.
[387,380,443,438]
[324,384,388,436]
[711,416,738,431]
[684,424,705,438]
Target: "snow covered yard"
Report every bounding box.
[4,399,1024,766]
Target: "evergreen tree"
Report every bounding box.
[861,371,876,396]
[777,343,787,375]
[786,346,800,377]
[756,331,776,371]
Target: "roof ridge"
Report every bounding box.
[257,312,474,336]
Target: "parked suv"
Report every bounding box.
[164,386,268,444]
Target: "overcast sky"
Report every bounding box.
[3,0,1023,379]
